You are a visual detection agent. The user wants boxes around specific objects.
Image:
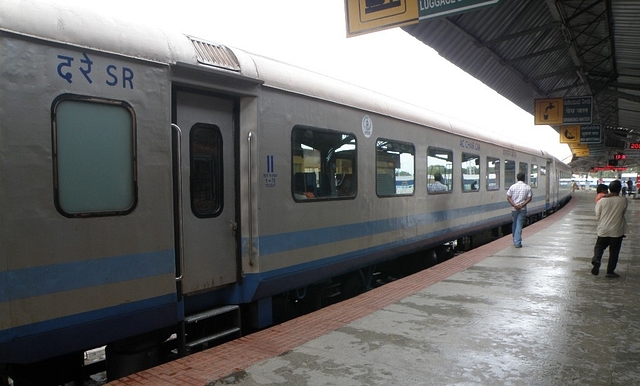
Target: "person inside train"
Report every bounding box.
[428,172,448,193]
[304,185,316,199]
[337,174,353,196]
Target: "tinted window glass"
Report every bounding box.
[190,125,223,217]
[461,153,480,192]
[504,159,516,187]
[376,139,415,196]
[292,126,356,201]
[53,96,136,216]
[427,147,453,194]
[486,157,500,191]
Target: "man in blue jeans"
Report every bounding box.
[507,172,533,248]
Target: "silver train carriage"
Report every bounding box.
[0,0,572,382]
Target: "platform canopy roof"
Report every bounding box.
[402,0,640,172]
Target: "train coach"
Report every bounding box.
[0,1,571,384]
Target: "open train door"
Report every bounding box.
[173,90,238,294]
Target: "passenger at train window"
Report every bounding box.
[428,172,448,193]
[461,153,480,192]
[337,174,354,196]
[427,147,453,193]
[304,185,316,199]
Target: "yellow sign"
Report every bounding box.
[573,148,590,157]
[569,143,588,150]
[569,143,589,157]
[534,98,563,125]
[560,125,580,144]
[345,0,419,38]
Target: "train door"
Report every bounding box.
[546,160,552,208]
[174,90,238,294]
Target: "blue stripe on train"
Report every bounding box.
[0,249,174,302]
[258,198,544,255]
[235,202,547,303]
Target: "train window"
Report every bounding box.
[486,157,500,191]
[427,147,452,194]
[52,95,136,217]
[519,162,529,183]
[376,139,414,196]
[190,124,223,217]
[531,164,539,188]
[291,126,356,201]
[504,159,516,188]
[461,153,480,192]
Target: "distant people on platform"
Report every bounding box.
[591,180,628,278]
[506,172,533,248]
[428,172,448,193]
[626,178,633,197]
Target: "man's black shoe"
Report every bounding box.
[605,272,620,278]
[591,263,600,276]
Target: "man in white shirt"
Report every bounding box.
[591,180,628,278]
[506,172,533,248]
[428,172,448,193]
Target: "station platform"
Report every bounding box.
[108,190,640,385]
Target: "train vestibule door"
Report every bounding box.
[174,91,238,294]
[546,161,553,209]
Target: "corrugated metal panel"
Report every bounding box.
[612,0,640,136]
[187,36,241,72]
[403,0,640,171]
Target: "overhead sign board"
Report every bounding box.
[534,96,593,125]
[345,0,502,37]
[569,142,589,157]
[579,124,601,144]
[562,96,593,124]
[560,125,580,144]
[592,166,627,172]
[624,148,640,159]
[345,0,419,37]
[534,98,563,125]
[558,124,600,145]
[419,0,502,20]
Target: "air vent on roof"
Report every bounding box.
[188,36,241,72]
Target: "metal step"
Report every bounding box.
[322,282,342,299]
[185,327,241,349]
[182,304,242,353]
[184,305,240,324]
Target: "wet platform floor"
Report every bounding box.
[109,190,640,385]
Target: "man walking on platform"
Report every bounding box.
[507,172,533,248]
[591,180,628,278]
